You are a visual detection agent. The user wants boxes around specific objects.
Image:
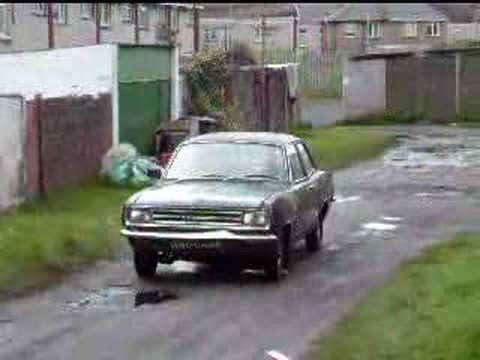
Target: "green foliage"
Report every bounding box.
[186,48,231,115]
[308,234,480,360]
[0,181,135,298]
[338,111,430,126]
[292,126,395,171]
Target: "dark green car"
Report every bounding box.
[121,132,335,281]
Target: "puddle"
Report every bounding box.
[134,290,179,307]
[335,195,361,204]
[382,216,404,222]
[324,242,341,252]
[415,192,462,198]
[363,222,398,231]
[385,135,480,168]
[265,350,291,360]
[66,286,135,310]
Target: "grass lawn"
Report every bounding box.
[293,126,397,171]
[309,234,480,360]
[0,182,135,298]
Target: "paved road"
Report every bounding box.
[1,126,479,360]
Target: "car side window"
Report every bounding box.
[286,144,306,181]
[296,142,315,176]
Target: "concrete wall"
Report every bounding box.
[0,96,26,211]
[0,44,115,100]
[343,58,386,119]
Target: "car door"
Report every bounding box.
[285,143,309,243]
[295,141,324,232]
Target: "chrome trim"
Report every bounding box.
[124,222,270,231]
[121,229,277,242]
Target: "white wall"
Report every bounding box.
[0,45,115,100]
[0,96,25,211]
[343,58,386,119]
[447,23,480,44]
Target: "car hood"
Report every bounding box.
[130,179,287,209]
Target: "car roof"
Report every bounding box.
[182,132,301,146]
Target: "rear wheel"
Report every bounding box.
[306,212,324,253]
[134,250,158,279]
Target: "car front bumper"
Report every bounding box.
[121,228,278,264]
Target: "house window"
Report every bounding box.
[53,3,67,25]
[0,4,11,39]
[299,26,308,47]
[344,23,358,38]
[158,6,166,26]
[426,22,440,37]
[171,7,179,31]
[368,21,381,39]
[138,4,148,29]
[404,22,418,37]
[99,3,111,28]
[120,3,133,23]
[33,3,48,16]
[80,3,95,20]
[254,22,263,43]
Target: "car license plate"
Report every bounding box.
[170,240,221,251]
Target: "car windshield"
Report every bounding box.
[165,142,286,181]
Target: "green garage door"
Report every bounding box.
[118,45,173,155]
[119,79,170,155]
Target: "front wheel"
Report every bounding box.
[134,250,158,279]
[306,216,323,253]
[265,229,290,281]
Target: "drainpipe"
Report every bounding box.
[193,3,200,53]
[293,4,299,62]
[133,3,139,44]
[95,3,101,44]
[47,3,54,49]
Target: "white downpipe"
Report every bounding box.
[170,45,180,121]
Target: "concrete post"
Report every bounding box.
[455,51,461,115]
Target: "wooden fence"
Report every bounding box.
[262,48,344,97]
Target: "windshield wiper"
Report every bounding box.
[242,174,280,181]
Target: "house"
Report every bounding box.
[0,3,201,57]
[430,3,480,45]
[200,3,298,51]
[322,3,449,55]
[296,3,343,51]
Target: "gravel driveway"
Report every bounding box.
[1,126,479,360]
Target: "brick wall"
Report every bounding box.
[26,94,112,194]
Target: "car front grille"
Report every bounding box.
[151,208,244,227]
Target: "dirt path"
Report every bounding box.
[1,126,479,360]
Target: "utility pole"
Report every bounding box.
[47,3,54,49]
[95,3,101,44]
[133,3,139,45]
[193,3,200,53]
[261,14,267,131]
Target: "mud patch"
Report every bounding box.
[134,290,179,307]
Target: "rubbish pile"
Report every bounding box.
[101,144,164,187]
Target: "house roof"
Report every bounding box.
[200,3,298,19]
[297,3,345,24]
[430,3,478,23]
[328,3,448,22]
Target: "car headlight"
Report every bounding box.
[243,209,269,227]
[126,208,153,224]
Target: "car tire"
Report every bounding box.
[134,250,158,279]
[265,228,290,281]
[306,215,323,253]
